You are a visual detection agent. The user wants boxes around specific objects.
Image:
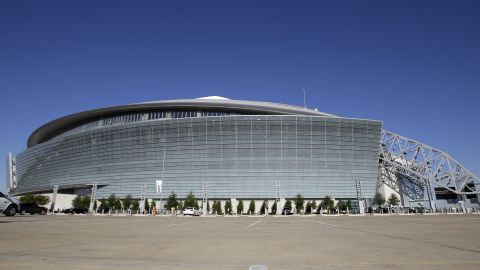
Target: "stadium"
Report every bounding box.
[7,96,480,212]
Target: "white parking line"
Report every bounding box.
[246,218,264,229]
[301,218,338,227]
[249,265,268,270]
[167,219,217,227]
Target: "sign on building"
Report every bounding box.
[156,180,163,194]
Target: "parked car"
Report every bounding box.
[281,208,293,215]
[62,207,88,214]
[183,208,195,216]
[19,203,48,215]
[408,207,427,214]
[373,207,389,214]
[0,191,18,216]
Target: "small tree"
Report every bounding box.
[320,196,335,212]
[81,196,91,209]
[114,197,122,210]
[20,194,50,206]
[294,193,305,214]
[165,191,179,211]
[217,200,223,214]
[388,194,400,206]
[98,198,108,211]
[144,199,150,213]
[184,192,199,209]
[271,201,277,214]
[310,200,317,211]
[70,195,90,209]
[131,200,140,212]
[248,200,256,215]
[224,199,232,215]
[260,200,268,215]
[373,193,386,207]
[212,200,222,215]
[284,199,292,210]
[346,199,352,210]
[150,200,157,210]
[337,200,347,212]
[123,194,133,210]
[107,194,117,209]
[72,195,83,208]
[305,201,312,214]
[237,200,244,215]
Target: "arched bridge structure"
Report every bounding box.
[378,130,480,211]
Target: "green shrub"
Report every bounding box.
[271,201,277,214]
[224,199,232,214]
[305,201,312,214]
[284,199,292,210]
[123,194,133,210]
[248,200,255,215]
[19,194,50,206]
[260,200,268,215]
[165,191,179,210]
[237,200,244,215]
[294,193,305,214]
[184,192,199,209]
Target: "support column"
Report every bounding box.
[7,152,17,192]
[460,194,467,213]
[89,183,97,214]
[425,180,437,213]
[398,176,405,206]
[139,183,147,214]
[50,185,58,213]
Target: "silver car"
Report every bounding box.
[0,191,18,216]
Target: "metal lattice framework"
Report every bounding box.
[379,130,480,197]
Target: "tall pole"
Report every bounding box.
[202,181,208,216]
[275,180,281,215]
[160,146,167,212]
[140,183,147,214]
[303,88,307,108]
[355,180,365,214]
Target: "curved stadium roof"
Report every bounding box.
[27,97,335,148]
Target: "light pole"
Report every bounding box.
[159,146,167,213]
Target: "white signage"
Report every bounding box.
[156,180,163,194]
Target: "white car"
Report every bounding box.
[183,208,195,215]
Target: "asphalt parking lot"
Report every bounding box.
[1,214,480,270]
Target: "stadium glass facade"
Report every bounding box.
[13,99,382,200]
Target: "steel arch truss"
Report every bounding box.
[380,130,480,196]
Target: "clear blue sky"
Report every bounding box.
[1,1,479,192]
